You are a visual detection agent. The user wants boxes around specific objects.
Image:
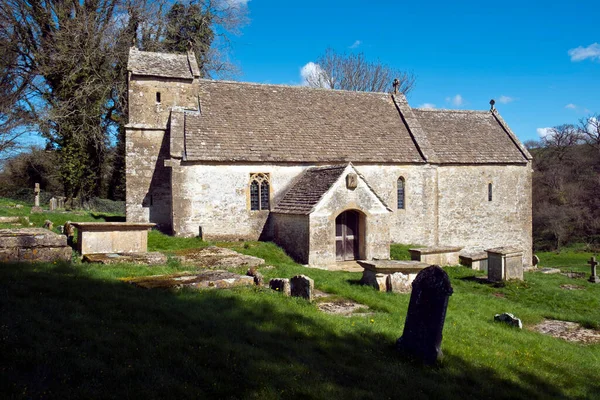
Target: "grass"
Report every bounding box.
[1,199,599,398]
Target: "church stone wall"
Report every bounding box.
[308,168,391,266]
[356,164,437,247]
[177,164,309,239]
[128,75,198,129]
[272,214,310,264]
[125,128,172,231]
[436,164,532,266]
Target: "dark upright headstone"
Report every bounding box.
[396,265,453,364]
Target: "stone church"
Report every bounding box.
[125,48,533,267]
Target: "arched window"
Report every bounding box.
[488,183,493,202]
[250,173,270,210]
[397,177,405,209]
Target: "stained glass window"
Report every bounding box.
[249,173,270,210]
[397,177,405,209]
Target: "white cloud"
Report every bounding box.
[537,127,553,138]
[418,103,436,109]
[568,43,600,62]
[565,103,577,109]
[349,40,362,49]
[445,94,464,107]
[498,95,514,104]
[300,62,328,87]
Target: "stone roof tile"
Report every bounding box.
[184,80,425,163]
[412,109,528,164]
[273,165,346,214]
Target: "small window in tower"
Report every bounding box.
[156,92,161,103]
[488,183,493,202]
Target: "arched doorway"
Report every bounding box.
[335,210,363,261]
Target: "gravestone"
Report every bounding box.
[31,183,42,213]
[290,275,314,301]
[269,278,291,296]
[396,265,453,364]
[57,197,65,209]
[63,221,75,247]
[49,197,57,211]
[588,257,599,284]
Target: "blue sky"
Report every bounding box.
[229,0,599,143]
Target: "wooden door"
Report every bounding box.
[335,211,359,261]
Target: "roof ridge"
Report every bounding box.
[413,108,491,114]
[197,78,399,97]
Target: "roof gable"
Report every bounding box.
[273,164,390,215]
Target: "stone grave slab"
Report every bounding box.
[358,260,428,293]
[459,251,488,272]
[175,246,264,268]
[70,222,155,255]
[83,252,167,265]
[0,228,71,262]
[124,270,254,290]
[409,246,462,266]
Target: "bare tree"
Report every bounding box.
[539,124,582,161]
[304,48,416,94]
[578,113,600,153]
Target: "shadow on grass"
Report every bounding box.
[459,275,506,288]
[90,213,126,222]
[0,262,597,399]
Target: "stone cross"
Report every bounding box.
[34,183,40,207]
[588,257,599,283]
[396,265,453,364]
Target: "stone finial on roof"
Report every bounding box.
[490,99,496,112]
[393,78,400,94]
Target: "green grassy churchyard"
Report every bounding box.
[1,198,599,399]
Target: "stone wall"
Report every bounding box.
[272,213,310,264]
[125,128,172,231]
[356,164,437,246]
[128,75,198,129]
[175,164,308,239]
[436,164,532,266]
[308,166,391,266]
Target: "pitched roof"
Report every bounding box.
[411,109,529,163]
[273,165,347,214]
[127,48,200,79]
[183,80,425,163]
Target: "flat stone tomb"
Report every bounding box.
[0,228,71,262]
[125,270,254,290]
[70,222,155,255]
[358,260,428,293]
[487,246,523,282]
[409,246,462,266]
[459,251,488,272]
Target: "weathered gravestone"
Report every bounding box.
[49,197,57,211]
[269,278,291,296]
[396,265,453,364]
[588,257,599,284]
[290,275,314,301]
[31,183,42,214]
